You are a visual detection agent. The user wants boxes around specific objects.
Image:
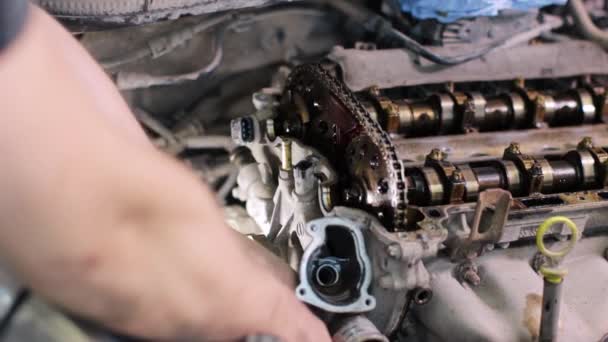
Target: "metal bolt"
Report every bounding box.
[463,269,481,287]
[426,148,445,161]
[505,142,521,155]
[281,139,292,171]
[458,262,481,287]
[578,136,594,150]
[368,86,381,97]
[265,119,276,140]
[252,92,274,111]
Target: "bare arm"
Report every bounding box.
[0,6,329,341]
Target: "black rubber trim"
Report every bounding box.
[0,0,28,52]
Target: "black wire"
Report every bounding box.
[0,288,30,339]
[365,14,509,66]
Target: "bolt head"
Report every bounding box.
[464,270,481,287]
[506,142,521,155]
[578,136,594,150]
[427,148,445,161]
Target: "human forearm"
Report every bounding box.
[0,6,328,341]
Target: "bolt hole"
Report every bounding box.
[365,299,372,306]
[299,288,306,296]
[428,209,442,218]
[413,288,433,305]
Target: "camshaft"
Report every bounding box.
[363,86,604,137]
[406,137,608,206]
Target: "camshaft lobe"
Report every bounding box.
[363,87,600,138]
[405,139,608,206]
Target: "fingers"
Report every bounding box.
[228,230,296,288]
[252,284,331,342]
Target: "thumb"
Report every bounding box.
[246,283,331,342]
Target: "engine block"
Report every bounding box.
[230,62,608,341]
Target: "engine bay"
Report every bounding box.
[4,0,608,341]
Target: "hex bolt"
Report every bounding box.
[252,92,274,111]
[368,86,381,97]
[505,142,521,155]
[458,262,481,287]
[578,136,594,150]
[463,269,481,287]
[426,148,445,162]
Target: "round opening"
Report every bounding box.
[428,209,442,218]
[299,288,306,296]
[315,264,340,287]
[414,288,433,305]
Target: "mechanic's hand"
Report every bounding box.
[0,5,330,342]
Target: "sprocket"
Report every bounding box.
[281,64,407,230]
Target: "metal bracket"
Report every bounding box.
[452,189,512,260]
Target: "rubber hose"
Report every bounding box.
[568,0,608,49]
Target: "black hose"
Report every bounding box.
[366,14,545,66]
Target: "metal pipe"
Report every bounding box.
[539,279,564,342]
[569,0,608,49]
